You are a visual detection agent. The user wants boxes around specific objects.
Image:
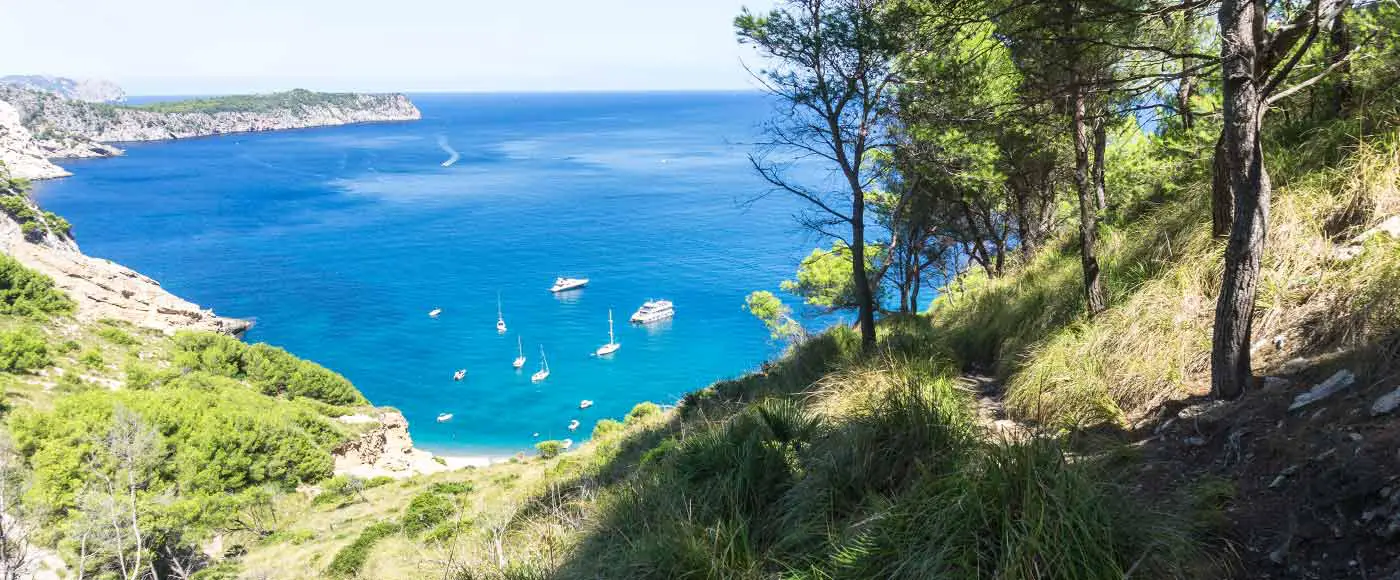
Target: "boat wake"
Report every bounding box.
[437,135,461,167]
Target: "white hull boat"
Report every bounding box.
[496,293,507,333]
[512,336,526,369]
[568,419,580,431]
[531,346,550,382]
[595,309,620,356]
[437,413,453,422]
[579,400,594,410]
[550,277,589,293]
[428,308,442,318]
[630,300,675,324]
[453,369,466,381]
[561,438,573,449]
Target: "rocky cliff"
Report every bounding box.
[0,86,421,180]
[0,178,249,335]
[0,75,125,103]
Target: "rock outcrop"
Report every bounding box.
[332,411,490,479]
[0,75,125,103]
[0,85,421,180]
[0,185,249,335]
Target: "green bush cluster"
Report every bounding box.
[325,521,398,578]
[0,326,50,373]
[0,192,71,241]
[401,491,454,536]
[535,440,564,459]
[624,402,661,424]
[0,253,75,318]
[96,325,139,346]
[172,331,366,405]
[10,376,345,511]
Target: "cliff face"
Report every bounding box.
[0,74,126,103]
[0,86,422,180]
[0,183,250,335]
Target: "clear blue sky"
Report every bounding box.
[0,0,775,95]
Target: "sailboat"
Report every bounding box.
[595,309,620,356]
[512,336,526,369]
[531,346,550,382]
[496,294,507,334]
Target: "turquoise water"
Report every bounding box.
[32,92,821,456]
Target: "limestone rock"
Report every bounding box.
[0,100,70,180]
[1373,387,1400,416]
[1289,370,1356,412]
[0,75,125,103]
[332,411,490,479]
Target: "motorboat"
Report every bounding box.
[428,308,442,318]
[437,413,453,422]
[512,336,526,369]
[550,277,589,293]
[568,419,580,431]
[630,300,675,324]
[579,400,594,410]
[453,369,466,381]
[561,438,573,449]
[595,309,620,356]
[496,293,507,334]
[531,346,550,382]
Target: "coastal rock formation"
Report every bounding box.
[0,100,71,180]
[333,411,489,479]
[0,85,420,180]
[0,188,250,335]
[0,75,126,103]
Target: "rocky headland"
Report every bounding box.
[0,83,422,180]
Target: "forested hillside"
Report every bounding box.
[3,0,1399,578]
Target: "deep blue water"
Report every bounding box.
[32,92,822,456]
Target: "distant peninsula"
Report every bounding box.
[0,81,422,180]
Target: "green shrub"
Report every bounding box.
[170,333,366,405]
[124,360,178,390]
[591,418,624,439]
[96,326,138,346]
[325,521,397,578]
[78,349,104,369]
[535,440,564,459]
[401,492,453,536]
[57,340,80,353]
[423,520,471,544]
[625,402,661,424]
[190,561,242,580]
[0,327,50,372]
[365,475,394,489]
[427,481,473,495]
[0,254,74,317]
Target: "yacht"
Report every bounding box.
[595,309,620,356]
[550,277,589,293]
[568,419,580,431]
[453,369,466,381]
[437,413,453,423]
[630,300,675,324]
[496,294,507,334]
[579,399,594,410]
[512,336,526,369]
[428,307,442,318]
[531,346,550,382]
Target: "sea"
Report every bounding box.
[31,92,828,457]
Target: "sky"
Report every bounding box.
[0,0,775,95]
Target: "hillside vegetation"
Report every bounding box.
[127,89,386,115]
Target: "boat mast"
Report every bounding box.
[608,309,615,345]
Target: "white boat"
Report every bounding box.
[595,309,620,356]
[496,293,507,334]
[579,400,594,410]
[512,336,526,369]
[561,438,574,449]
[428,308,442,318]
[630,300,675,324]
[568,419,580,431]
[453,369,466,381]
[437,413,453,422]
[531,346,550,382]
[550,277,589,293]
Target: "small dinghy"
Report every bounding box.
[428,308,443,318]
[579,400,594,410]
[453,369,466,381]
[561,438,574,449]
[437,413,453,423]
[568,419,580,431]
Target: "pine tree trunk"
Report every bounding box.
[1073,89,1107,317]
[1329,9,1352,115]
[1212,0,1270,399]
[1093,119,1109,212]
[1211,133,1234,238]
[850,189,877,352]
